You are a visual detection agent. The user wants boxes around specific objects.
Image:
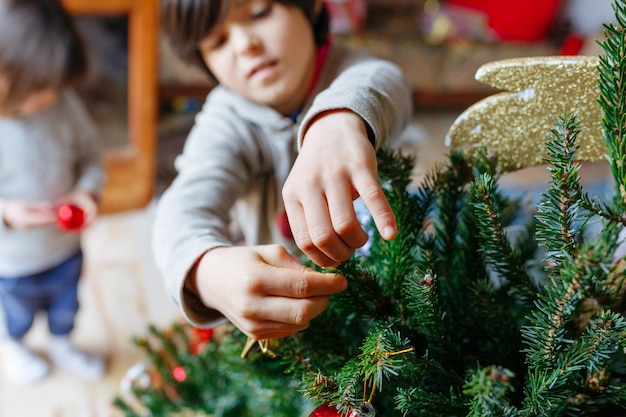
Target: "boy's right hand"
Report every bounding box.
[2,200,56,229]
[193,244,348,340]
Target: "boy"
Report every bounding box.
[154,0,412,340]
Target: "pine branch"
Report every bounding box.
[373,149,435,298]
[521,243,626,415]
[334,260,389,322]
[428,150,490,337]
[521,311,626,417]
[111,398,141,417]
[598,1,626,208]
[300,372,338,406]
[404,271,443,348]
[331,356,365,412]
[578,192,626,227]
[470,172,538,301]
[463,366,517,417]
[356,325,413,393]
[535,113,586,264]
[466,278,528,372]
[431,149,475,263]
[522,255,589,369]
[395,387,467,417]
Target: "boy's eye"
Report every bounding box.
[250,2,272,19]
[212,34,227,49]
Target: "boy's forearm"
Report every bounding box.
[298,59,412,150]
[152,183,235,327]
[181,256,228,327]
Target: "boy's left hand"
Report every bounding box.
[54,190,99,227]
[283,110,397,268]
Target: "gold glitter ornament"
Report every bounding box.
[445,56,605,172]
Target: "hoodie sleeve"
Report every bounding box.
[151,92,272,327]
[298,43,413,150]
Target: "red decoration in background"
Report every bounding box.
[189,327,214,354]
[172,366,187,382]
[56,204,85,231]
[448,0,561,42]
[192,327,214,341]
[559,35,585,56]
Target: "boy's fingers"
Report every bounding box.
[326,181,369,249]
[250,295,331,327]
[267,269,348,298]
[300,200,354,264]
[232,317,310,340]
[285,202,349,267]
[354,175,397,241]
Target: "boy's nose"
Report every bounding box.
[231,26,262,55]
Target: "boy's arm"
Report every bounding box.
[284,110,395,267]
[189,244,347,339]
[151,102,261,327]
[298,52,412,151]
[285,52,412,267]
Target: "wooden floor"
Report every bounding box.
[0,111,612,416]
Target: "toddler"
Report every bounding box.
[0,0,105,384]
[153,0,412,341]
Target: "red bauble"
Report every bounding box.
[192,327,214,341]
[56,204,85,231]
[310,402,376,417]
[309,404,341,417]
[189,327,214,354]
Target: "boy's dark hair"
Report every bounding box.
[0,0,88,113]
[160,0,330,80]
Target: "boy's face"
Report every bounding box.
[198,0,317,115]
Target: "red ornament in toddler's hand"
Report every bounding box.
[56,204,85,231]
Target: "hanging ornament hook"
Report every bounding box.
[240,337,277,359]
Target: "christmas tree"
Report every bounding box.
[114,1,626,416]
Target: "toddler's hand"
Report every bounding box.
[283,110,397,267]
[2,200,56,229]
[54,190,98,227]
[193,245,348,340]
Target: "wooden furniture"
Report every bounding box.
[62,0,158,213]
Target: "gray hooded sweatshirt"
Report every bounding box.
[152,41,412,327]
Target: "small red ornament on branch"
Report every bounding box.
[309,403,341,417]
[189,327,214,354]
[56,204,85,231]
[309,402,376,417]
[171,366,187,382]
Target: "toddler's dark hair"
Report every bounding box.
[0,0,88,113]
[160,0,330,79]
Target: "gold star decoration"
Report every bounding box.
[445,56,605,172]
